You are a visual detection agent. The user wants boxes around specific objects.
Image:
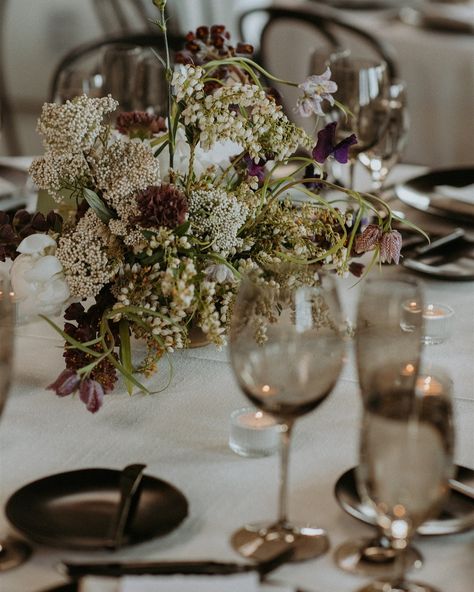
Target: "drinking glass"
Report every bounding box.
[358,80,409,193]
[102,45,144,113]
[335,277,425,576]
[320,53,390,190]
[0,277,32,571]
[54,68,104,104]
[355,366,454,592]
[229,265,346,561]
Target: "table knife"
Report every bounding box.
[59,548,294,579]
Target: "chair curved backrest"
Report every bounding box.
[238,5,398,80]
[48,32,183,104]
[238,5,398,127]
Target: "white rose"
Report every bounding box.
[11,234,70,321]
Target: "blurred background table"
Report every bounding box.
[0,162,472,592]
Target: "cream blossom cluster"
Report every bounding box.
[176,65,311,161]
[172,64,205,102]
[30,95,118,200]
[91,139,159,218]
[57,210,122,299]
[188,188,248,256]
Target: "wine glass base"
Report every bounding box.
[231,521,329,562]
[0,538,32,572]
[334,537,423,577]
[357,579,441,592]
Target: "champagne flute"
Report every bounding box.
[335,277,425,576]
[229,265,346,561]
[358,80,409,194]
[356,366,454,592]
[0,277,32,571]
[323,54,389,190]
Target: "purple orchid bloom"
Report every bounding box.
[79,379,105,414]
[47,369,80,397]
[313,122,357,164]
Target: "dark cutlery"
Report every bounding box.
[106,464,146,550]
[59,547,294,580]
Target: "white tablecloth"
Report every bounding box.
[0,165,473,592]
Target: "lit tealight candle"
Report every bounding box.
[421,303,454,345]
[229,407,281,458]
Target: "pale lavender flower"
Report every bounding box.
[380,230,403,264]
[296,68,338,118]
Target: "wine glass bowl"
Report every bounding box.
[335,277,425,577]
[356,367,454,592]
[229,265,345,561]
[358,80,409,193]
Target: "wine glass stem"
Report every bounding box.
[349,161,356,191]
[277,420,294,526]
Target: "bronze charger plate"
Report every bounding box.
[6,468,188,550]
[335,465,474,536]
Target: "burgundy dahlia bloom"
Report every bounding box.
[116,111,167,139]
[134,184,188,229]
[313,122,357,164]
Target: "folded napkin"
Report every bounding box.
[435,183,474,204]
[80,574,295,592]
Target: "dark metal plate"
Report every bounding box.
[6,468,188,550]
[335,465,474,536]
[395,168,474,224]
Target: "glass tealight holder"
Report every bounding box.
[421,303,454,345]
[401,300,454,345]
[229,407,281,458]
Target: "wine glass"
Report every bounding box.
[355,366,454,592]
[358,80,409,194]
[0,276,32,571]
[102,45,144,113]
[322,54,390,190]
[54,68,104,104]
[335,277,425,576]
[229,264,346,561]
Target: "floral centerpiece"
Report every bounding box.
[0,1,407,412]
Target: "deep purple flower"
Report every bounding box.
[349,261,365,278]
[380,230,403,264]
[133,184,188,229]
[313,122,357,164]
[243,155,267,184]
[79,379,105,414]
[47,369,80,397]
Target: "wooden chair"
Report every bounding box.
[48,32,183,106]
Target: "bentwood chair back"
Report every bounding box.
[238,5,398,120]
[48,33,183,113]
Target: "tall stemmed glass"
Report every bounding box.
[358,80,409,194]
[356,366,454,592]
[323,55,389,190]
[335,277,425,576]
[229,265,346,561]
[0,277,32,571]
